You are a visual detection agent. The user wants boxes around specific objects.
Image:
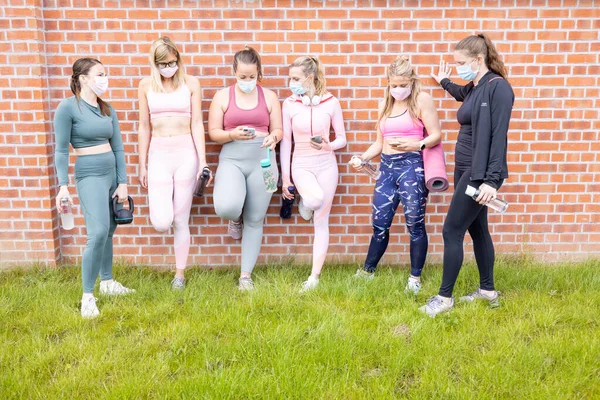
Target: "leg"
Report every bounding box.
[293,166,325,211]
[172,149,198,272]
[213,161,246,222]
[397,161,429,278]
[240,164,277,275]
[99,173,118,282]
[438,169,486,297]
[468,206,496,291]
[363,166,402,273]
[76,175,113,294]
[148,151,175,232]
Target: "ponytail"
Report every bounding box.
[455,33,508,80]
[70,57,111,117]
[289,56,327,97]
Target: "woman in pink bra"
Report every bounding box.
[281,56,347,292]
[351,56,442,294]
[208,46,283,291]
[137,36,211,290]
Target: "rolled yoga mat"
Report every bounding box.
[422,142,449,192]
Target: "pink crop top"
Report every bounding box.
[223,85,270,133]
[146,84,191,121]
[380,110,424,140]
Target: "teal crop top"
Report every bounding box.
[53,97,127,186]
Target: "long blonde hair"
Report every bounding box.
[379,56,421,127]
[289,56,327,97]
[149,36,185,93]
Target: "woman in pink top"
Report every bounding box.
[351,56,442,294]
[208,47,283,291]
[137,36,211,290]
[280,56,347,292]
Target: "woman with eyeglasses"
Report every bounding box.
[138,36,212,290]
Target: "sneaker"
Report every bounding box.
[99,280,136,296]
[299,275,319,293]
[298,198,314,221]
[171,277,186,290]
[405,276,422,295]
[81,296,99,319]
[228,220,243,240]
[419,295,454,317]
[238,276,254,291]
[459,288,500,305]
[354,268,375,280]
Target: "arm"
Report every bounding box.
[359,101,385,162]
[137,80,151,188]
[109,105,127,185]
[328,98,347,151]
[484,80,514,189]
[261,89,283,150]
[187,76,210,181]
[440,78,473,102]
[418,92,442,148]
[207,89,246,144]
[54,100,72,187]
[280,101,293,189]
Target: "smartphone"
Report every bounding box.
[242,127,256,137]
[310,135,323,144]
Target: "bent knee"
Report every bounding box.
[151,216,173,232]
[214,202,242,222]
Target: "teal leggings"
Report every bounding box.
[75,152,118,293]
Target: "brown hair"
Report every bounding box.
[149,36,185,93]
[70,58,111,116]
[455,33,508,80]
[233,46,263,81]
[289,56,327,97]
[379,56,421,127]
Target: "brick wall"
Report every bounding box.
[1,0,599,267]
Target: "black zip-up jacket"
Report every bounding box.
[441,71,514,189]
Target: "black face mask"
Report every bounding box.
[112,196,134,225]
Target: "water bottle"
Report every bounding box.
[60,197,74,230]
[465,185,508,213]
[261,148,277,193]
[193,167,211,198]
[280,186,295,219]
[350,155,381,180]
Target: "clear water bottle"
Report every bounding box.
[280,186,295,219]
[193,167,211,198]
[350,155,381,180]
[60,197,74,230]
[465,185,508,213]
[261,148,277,193]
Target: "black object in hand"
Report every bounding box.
[280,186,295,219]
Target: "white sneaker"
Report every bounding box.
[238,276,254,291]
[298,198,314,221]
[81,296,99,319]
[354,268,375,280]
[99,280,136,296]
[171,277,186,290]
[299,275,319,293]
[419,295,454,317]
[459,288,500,305]
[405,277,422,295]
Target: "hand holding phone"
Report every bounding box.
[242,127,256,137]
[310,135,323,144]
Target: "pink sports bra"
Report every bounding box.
[146,84,192,121]
[223,85,270,133]
[380,109,424,140]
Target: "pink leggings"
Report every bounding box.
[148,134,198,270]
[292,152,339,276]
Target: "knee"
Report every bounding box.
[151,215,172,232]
[87,224,110,246]
[214,201,242,221]
[442,221,463,243]
[303,194,324,211]
[407,221,427,242]
[371,223,389,242]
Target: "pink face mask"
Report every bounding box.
[390,86,411,101]
[159,65,178,78]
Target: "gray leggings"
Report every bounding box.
[75,152,118,293]
[213,138,278,274]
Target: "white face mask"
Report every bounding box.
[237,79,257,94]
[159,65,178,78]
[88,76,108,97]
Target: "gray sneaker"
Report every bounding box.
[228,220,243,240]
[354,269,375,280]
[238,276,254,291]
[459,288,500,306]
[171,277,186,290]
[419,295,454,317]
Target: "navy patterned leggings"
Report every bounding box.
[363,152,429,276]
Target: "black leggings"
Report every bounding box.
[439,168,500,297]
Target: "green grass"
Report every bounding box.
[1,259,599,399]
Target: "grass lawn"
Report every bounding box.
[1,258,599,399]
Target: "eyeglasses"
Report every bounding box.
[156,61,177,69]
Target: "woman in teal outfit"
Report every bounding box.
[54,58,135,319]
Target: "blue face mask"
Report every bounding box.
[237,79,257,94]
[290,81,307,95]
[456,59,479,81]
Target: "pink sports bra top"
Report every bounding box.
[146,84,192,121]
[223,85,270,133]
[380,109,424,140]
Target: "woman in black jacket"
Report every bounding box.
[420,33,514,317]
